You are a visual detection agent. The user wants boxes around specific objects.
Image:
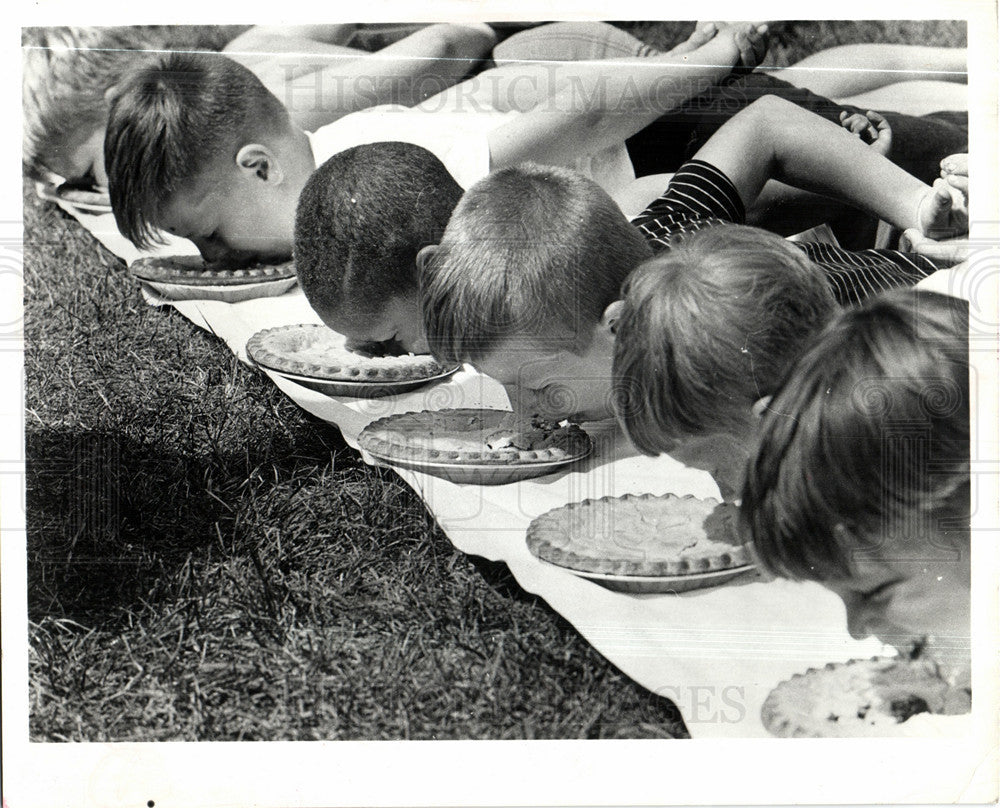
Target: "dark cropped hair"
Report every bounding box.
[422,162,652,364]
[294,142,464,321]
[104,50,290,249]
[742,289,970,582]
[613,224,838,455]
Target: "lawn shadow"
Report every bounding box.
[26,423,348,627]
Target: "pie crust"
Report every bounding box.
[526,493,750,576]
[359,409,593,465]
[131,255,297,287]
[247,324,457,383]
[761,657,972,737]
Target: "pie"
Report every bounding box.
[130,255,297,287]
[246,324,457,383]
[359,409,593,465]
[761,657,972,737]
[527,493,750,577]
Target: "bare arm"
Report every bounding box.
[486,24,766,168]
[692,94,961,233]
[223,24,361,53]
[232,24,497,131]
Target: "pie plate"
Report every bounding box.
[246,324,460,398]
[761,657,972,738]
[526,493,754,592]
[549,563,758,594]
[130,255,298,302]
[35,181,113,214]
[358,408,594,484]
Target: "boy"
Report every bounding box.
[294,142,464,354]
[24,23,497,188]
[611,225,838,499]
[421,94,965,433]
[741,289,970,686]
[103,24,768,263]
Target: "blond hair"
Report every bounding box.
[613,224,837,454]
[421,163,652,364]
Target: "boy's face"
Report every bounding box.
[320,293,429,355]
[475,331,615,423]
[157,161,298,265]
[823,521,970,683]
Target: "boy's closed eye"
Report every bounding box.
[857,577,903,604]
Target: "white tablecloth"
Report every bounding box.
[60,202,976,740]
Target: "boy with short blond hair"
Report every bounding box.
[612,225,838,455]
[423,161,652,364]
[24,23,497,188]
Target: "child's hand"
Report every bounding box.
[665,21,721,56]
[939,153,968,199]
[916,177,968,241]
[899,228,970,267]
[729,22,769,73]
[703,22,768,73]
[839,109,892,157]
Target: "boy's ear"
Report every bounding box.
[751,395,773,420]
[236,144,282,183]
[415,244,439,273]
[600,300,625,336]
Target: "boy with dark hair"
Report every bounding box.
[104,25,768,264]
[294,142,465,353]
[741,289,970,686]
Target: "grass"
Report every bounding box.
[24,20,966,742]
[24,183,688,741]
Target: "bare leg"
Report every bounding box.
[837,80,968,115]
[493,21,662,62]
[424,22,737,114]
[226,24,496,130]
[779,44,966,98]
[223,24,362,53]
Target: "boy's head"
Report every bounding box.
[104,50,313,263]
[742,289,970,674]
[421,163,652,421]
[23,26,243,186]
[612,225,837,497]
[294,142,464,354]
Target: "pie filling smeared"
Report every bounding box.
[761,657,972,737]
[359,409,593,465]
